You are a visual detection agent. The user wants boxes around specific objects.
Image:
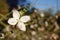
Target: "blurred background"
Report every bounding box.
[0,0,60,40]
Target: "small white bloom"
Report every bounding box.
[34,24,38,27]
[55,15,58,19]
[34,9,37,12]
[8,9,30,31]
[45,21,48,27]
[38,27,45,32]
[31,31,36,36]
[40,12,44,17]
[0,33,4,39]
[30,25,34,28]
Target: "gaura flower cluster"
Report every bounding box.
[8,9,30,31]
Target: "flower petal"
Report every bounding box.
[8,18,18,25]
[17,22,26,31]
[20,16,30,22]
[12,9,20,20]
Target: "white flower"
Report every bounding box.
[45,21,48,27]
[40,12,44,17]
[8,9,30,31]
[0,33,4,39]
[34,24,38,27]
[30,25,34,28]
[31,31,36,36]
[34,9,38,12]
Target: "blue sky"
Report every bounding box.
[18,0,60,14]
